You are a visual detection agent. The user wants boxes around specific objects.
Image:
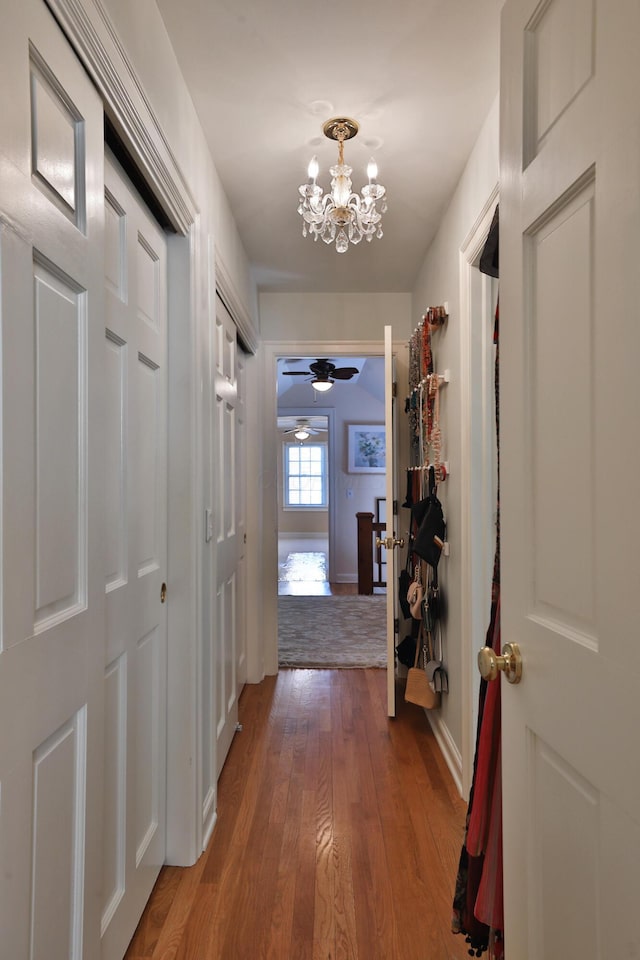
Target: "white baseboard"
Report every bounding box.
[202,805,217,852]
[426,710,464,799]
[333,573,358,584]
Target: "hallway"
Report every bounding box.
[124,670,469,959]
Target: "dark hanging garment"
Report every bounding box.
[479,204,499,279]
[452,294,504,958]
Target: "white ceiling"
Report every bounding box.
[156,0,502,293]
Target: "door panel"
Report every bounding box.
[103,655,126,929]
[501,0,640,954]
[528,183,596,633]
[101,153,168,960]
[31,710,87,960]
[0,2,104,957]
[105,330,127,592]
[34,260,85,624]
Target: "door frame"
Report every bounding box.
[261,338,405,675]
[458,182,500,798]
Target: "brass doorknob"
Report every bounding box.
[477,642,522,684]
[375,536,405,550]
[160,582,167,603]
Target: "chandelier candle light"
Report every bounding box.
[298,118,387,253]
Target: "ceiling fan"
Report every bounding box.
[282,358,359,391]
[281,418,325,439]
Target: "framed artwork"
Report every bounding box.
[347,423,386,473]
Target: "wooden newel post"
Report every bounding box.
[356,512,374,594]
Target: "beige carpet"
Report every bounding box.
[277,594,387,668]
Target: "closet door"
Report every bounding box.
[212,296,244,780]
[0,2,105,956]
[101,152,168,960]
[500,0,640,954]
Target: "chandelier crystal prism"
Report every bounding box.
[297,118,387,253]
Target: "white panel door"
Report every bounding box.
[500,1,640,955]
[384,326,397,718]
[101,153,168,960]
[213,296,244,781]
[235,345,248,690]
[0,2,105,957]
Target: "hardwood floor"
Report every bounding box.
[124,670,470,960]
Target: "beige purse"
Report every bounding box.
[404,622,440,710]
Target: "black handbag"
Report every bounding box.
[413,481,445,568]
[396,634,417,668]
[398,549,413,620]
[410,495,431,528]
[396,617,420,667]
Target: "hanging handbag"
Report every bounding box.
[396,617,419,668]
[407,561,424,619]
[413,470,445,568]
[398,548,413,620]
[425,620,448,694]
[405,621,440,710]
[423,566,442,623]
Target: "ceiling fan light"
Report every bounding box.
[311,378,334,392]
[294,428,310,440]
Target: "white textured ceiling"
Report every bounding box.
[156,0,502,293]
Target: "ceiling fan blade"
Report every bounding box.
[332,367,359,379]
[282,370,311,376]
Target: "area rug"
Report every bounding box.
[277,594,387,668]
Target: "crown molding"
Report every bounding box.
[215,253,258,354]
[48,0,197,234]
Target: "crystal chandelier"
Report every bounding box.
[297,118,387,253]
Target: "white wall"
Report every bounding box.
[260,292,413,342]
[411,95,499,787]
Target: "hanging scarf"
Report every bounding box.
[452,295,503,958]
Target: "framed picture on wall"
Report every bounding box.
[347,423,386,473]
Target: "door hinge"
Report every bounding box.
[394,617,400,635]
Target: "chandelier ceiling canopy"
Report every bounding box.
[297,118,387,254]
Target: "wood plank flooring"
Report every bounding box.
[124,669,470,960]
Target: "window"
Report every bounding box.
[284,442,327,508]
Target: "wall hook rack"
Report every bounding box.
[422,304,449,329]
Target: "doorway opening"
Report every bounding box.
[276,355,386,598]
